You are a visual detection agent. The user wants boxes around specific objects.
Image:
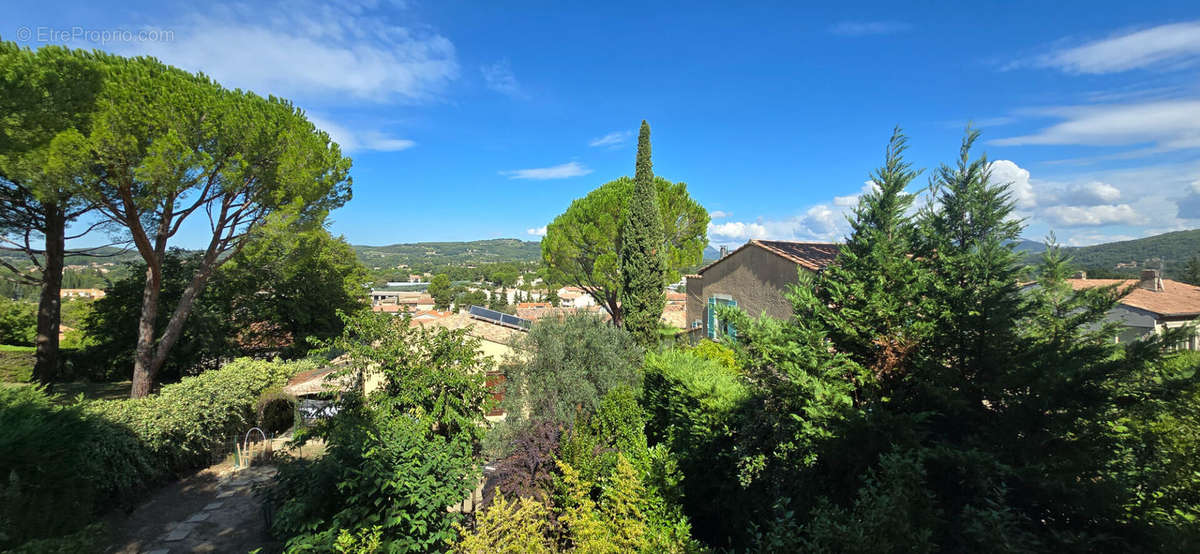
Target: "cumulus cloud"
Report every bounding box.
[833,181,879,207]
[991,100,1200,154]
[500,161,592,180]
[1042,204,1142,226]
[989,160,1036,209]
[526,226,547,237]
[1030,21,1200,74]
[709,210,730,219]
[481,59,525,98]
[829,21,912,37]
[114,1,459,103]
[1060,181,1122,206]
[589,131,632,148]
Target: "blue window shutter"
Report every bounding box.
[707,297,716,339]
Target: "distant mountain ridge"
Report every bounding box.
[353,238,542,267]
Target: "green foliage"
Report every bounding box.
[494,313,643,439]
[541,159,708,323]
[687,339,738,371]
[256,387,298,434]
[619,121,669,346]
[639,128,1200,551]
[454,494,555,554]
[221,225,369,356]
[83,229,367,380]
[428,273,453,311]
[0,357,301,549]
[321,310,492,435]
[83,251,238,380]
[356,238,542,270]
[0,297,35,346]
[270,310,491,552]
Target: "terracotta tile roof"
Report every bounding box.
[697,239,841,275]
[1067,278,1200,317]
[665,291,686,302]
[517,302,551,309]
[373,304,404,313]
[414,312,523,344]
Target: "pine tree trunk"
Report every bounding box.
[32,204,65,387]
[130,263,161,398]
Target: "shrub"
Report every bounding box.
[490,313,642,455]
[257,387,298,434]
[454,494,555,554]
[84,357,308,473]
[642,349,750,544]
[0,357,306,549]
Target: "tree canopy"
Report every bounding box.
[619,121,668,344]
[542,174,706,325]
[78,54,352,396]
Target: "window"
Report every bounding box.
[706,295,737,340]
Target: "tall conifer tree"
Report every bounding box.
[619,121,667,346]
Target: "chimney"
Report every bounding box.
[719,245,729,258]
[1139,269,1163,292]
[1072,271,1087,280]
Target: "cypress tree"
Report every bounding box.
[619,120,667,346]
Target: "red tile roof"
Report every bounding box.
[697,239,840,275]
[1067,278,1200,317]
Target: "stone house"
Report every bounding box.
[685,239,839,340]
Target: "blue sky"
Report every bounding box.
[4,0,1200,248]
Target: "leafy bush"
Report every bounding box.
[454,494,555,554]
[256,387,298,434]
[268,311,491,552]
[0,357,305,549]
[0,297,35,346]
[489,313,642,455]
[84,357,307,473]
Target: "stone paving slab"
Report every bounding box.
[162,523,195,542]
[185,512,210,523]
[202,501,224,511]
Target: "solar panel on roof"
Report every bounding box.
[468,305,532,330]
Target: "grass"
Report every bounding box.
[0,344,35,383]
[0,343,130,401]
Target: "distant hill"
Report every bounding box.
[703,245,721,262]
[353,238,542,268]
[1011,239,1047,255]
[1056,229,1200,278]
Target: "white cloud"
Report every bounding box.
[1042,204,1141,226]
[526,226,547,237]
[481,59,524,98]
[708,221,767,242]
[589,131,632,148]
[1032,21,1200,74]
[709,210,730,219]
[833,181,879,207]
[115,1,458,103]
[829,21,912,37]
[989,160,1036,209]
[500,161,592,180]
[1060,181,1122,206]
[991,100,1200,153]
[306,114,415,153]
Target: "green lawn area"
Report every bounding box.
[0,344,34,383]
[0,344,129,401]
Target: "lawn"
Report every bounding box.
[0,344,130,401]
[0,344,34,383]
